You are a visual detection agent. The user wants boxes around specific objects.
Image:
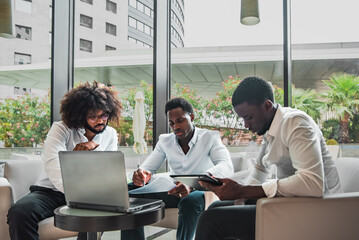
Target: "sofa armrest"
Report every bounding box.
[255,193,359,240]
[0,178,13,240]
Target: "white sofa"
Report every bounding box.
[255,156,359,240]
[0,154,229,240]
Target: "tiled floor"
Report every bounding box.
[61,226,176,240]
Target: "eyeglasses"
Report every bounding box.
[87,113,110,123]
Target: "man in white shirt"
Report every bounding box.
[195,76,342,240]
[7,82,122,240]
[122,97,234,240]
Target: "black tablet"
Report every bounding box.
[170,174,223,191]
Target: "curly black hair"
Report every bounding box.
[60,81,122,129]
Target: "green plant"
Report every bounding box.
[171,83,208,125]
[206,76,241,129]
[0,93,50,147]
[321,119,340,141]
[326,139,338,145]
[322,73,359,143]
[272,84,322,123]
[292,86,322,122]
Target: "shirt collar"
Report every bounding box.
[266,105,284,142]
[176,126,198,147]
[77,126,103,143]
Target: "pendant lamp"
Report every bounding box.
[240,0,260,26]
[0,0,14,38]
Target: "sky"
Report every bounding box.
[184,0,359,47]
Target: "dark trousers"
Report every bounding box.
[7,185,87,240]
[194,200,257,240]
[121,184,205,240]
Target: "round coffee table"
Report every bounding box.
[54,203,165,240]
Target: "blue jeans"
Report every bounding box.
[121,184,205,240]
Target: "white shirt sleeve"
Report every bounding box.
[140,141,167,173]
[205,133,234,177]
[42,122,70,193]
[104,128,118,151]
[273,116,324,197]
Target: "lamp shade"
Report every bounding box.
[240,0,260,26]
[0,0,14,38]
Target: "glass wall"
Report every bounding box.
[73,0,154,159]
[171,0,283,150]
[1,0,358,159]
[291,0,359,151]
[0,0,52,158]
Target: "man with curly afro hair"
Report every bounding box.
[7,81,122,240]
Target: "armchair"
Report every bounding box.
[255,157,359,240]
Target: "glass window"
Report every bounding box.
[106,22,117,36]
[129,0,136,8]
[129,17,136,28]
[291,0,359,145]
[75,0,154,151]
[80,14,93,29]
[1,1,51,152]
[137,2,144,12]
[137,21,144,32]
[15,25,32,40]
[169,0,283,148]
[128,36,136,43]
[106,0,117,14]
[105,45,116,51]
[144,5,151,16]
[79,39,92,52]
[144,25,150,35]
[14,53,31,65]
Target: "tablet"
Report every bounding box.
[170,174,223,191]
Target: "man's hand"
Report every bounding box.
[168,181,191,198]
[73,141,99,151]
[132,169,152,186]
[199,178,266,200]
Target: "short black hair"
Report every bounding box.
[60,81,122,129]
[165,97,193,115]
[232,76,274,107]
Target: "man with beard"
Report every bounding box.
[194,76,342,240]
[7,82,122,240]
[121,97,234,240]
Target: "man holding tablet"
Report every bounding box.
[122,98,234,240]
[195,76,342,240]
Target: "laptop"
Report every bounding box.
[59,151,162,213]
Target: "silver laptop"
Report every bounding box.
[59,151,162,213]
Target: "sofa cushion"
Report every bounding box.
[335,157,359,193]
[230,152,245,172]
[1,159,44,202]
[0,163,4,178]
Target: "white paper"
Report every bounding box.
[128,176,176,194]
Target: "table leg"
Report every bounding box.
[87,232,101,240]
